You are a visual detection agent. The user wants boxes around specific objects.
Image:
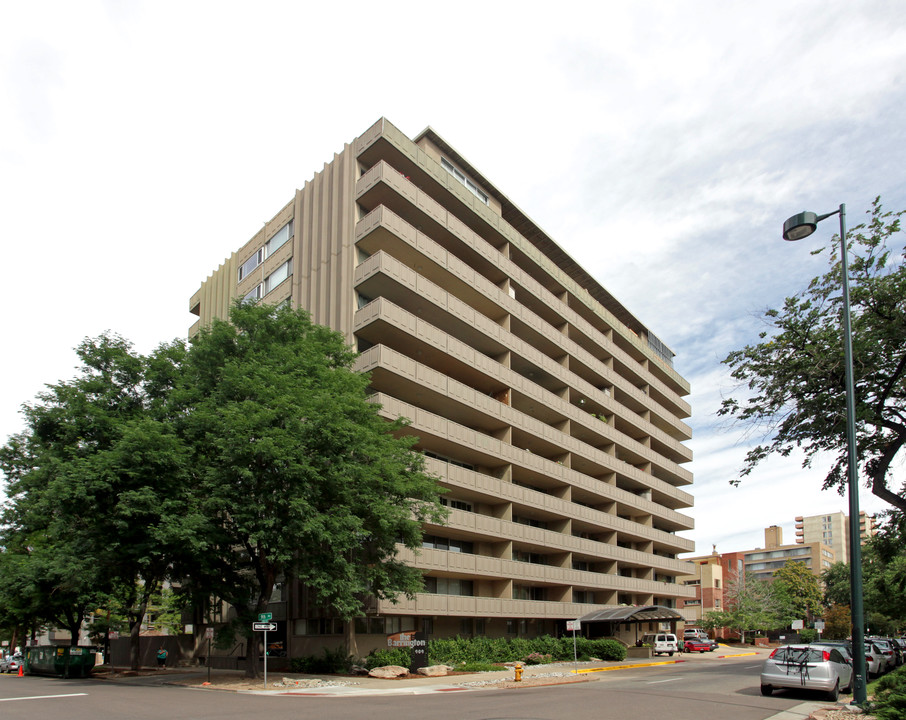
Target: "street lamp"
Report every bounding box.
[782,204,867,705]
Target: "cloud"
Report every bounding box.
[1,1,905,557]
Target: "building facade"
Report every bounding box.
[190,118,695,654]
[795,511,876,565]
[676,548,724,628]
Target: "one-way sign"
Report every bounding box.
[253,622,277,632]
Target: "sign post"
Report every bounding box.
[566,620,581,676]
[254,615,276,689]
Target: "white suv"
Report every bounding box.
[641,632,679,656]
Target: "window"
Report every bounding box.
[243,285,263,303]
[265,220,293,257]
[264,259,292,294]
[441,157,489,204]
[238,249,264,281]
[422,534,474,554]
[238,220,293,284]
[513,550,546,565]
[513,585,546,601]
[440,497,473,512]
[572,590,595,604]
[423,577,473,596]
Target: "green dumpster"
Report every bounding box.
[25,645,97,678]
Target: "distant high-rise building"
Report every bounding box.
[795,511,876,564]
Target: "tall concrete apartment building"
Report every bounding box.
[795,511,876,564]
[190,118,695,654]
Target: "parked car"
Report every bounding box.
[863,641,886,678]
[877,638,903,666]
[683,638,712,653]
[760,645,853,701]
[868,639,896,672]
[0,653,23,673]
[641,632,679,656]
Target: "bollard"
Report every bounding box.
[514,663,523,682]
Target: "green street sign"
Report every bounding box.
[258,612,272,622]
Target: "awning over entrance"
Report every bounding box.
[578,605,683,624]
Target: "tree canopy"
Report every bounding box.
[719,198,906,511]
[176,302,446,675]
[0,302,446,677]
[771,559,823,624]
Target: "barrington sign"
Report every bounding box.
[386,630,428,672]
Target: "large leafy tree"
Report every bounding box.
[176,302,446,678]
[720,198,906,511]
[0,335,201,669]
[771,559,823,625]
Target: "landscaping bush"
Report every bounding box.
[868,665,906,720]
[427,635,626,666]
[522,652,553,665]
[363,647,411,670]
[290,646,353,674]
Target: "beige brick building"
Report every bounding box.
[190,118,695,655]
[795,511,876,565]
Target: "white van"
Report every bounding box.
[641,632,679,656]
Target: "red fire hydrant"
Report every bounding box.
[514,663,523,682]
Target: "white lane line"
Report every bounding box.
[647,677,681,684]
[0,693,88,702]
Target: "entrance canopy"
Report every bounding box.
[578,605,683,625]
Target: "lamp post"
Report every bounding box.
[782,204,866,705]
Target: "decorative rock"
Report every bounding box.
[368,665,409,678]
[416,665,450,677]
[350,664,370,675]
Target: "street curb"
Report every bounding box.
[717,652,757,658]
[574,659,686,674]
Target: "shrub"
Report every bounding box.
[869,665,906,720]
[289,646,353,674]
[522,652,553,665]
[363,647,411,670]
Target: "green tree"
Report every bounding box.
[176,302,447,678]
[821,562,851,607]
[715,573,783,642]
[772,559,824,625]
[0,335,201,669]
[719,199,906,511]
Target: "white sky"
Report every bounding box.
[2,0,905,557]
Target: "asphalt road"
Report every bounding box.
[0,655,832,720]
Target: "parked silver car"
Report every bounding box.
[760,645,853,701]
[0,653,23,673]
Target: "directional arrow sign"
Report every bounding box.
[253,622,277,632]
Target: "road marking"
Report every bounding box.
[647,677,681,684]
[0,693,88,703]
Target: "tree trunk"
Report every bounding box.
[344,620,358,659]
[243,639,257,678]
